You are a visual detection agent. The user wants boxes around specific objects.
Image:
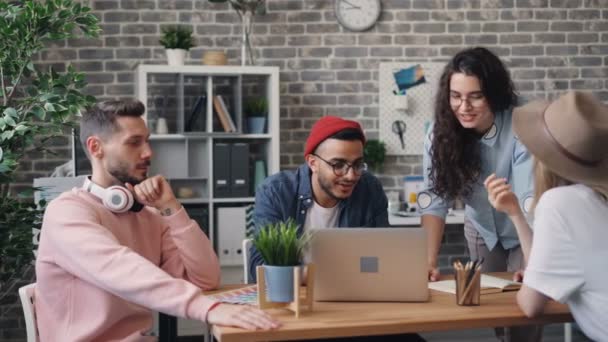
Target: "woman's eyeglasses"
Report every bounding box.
[313,154,368,176]
[449,93,486,109]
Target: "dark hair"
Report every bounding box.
[80,99,145,154]
[429,47,517,200]
[313,128,365,154]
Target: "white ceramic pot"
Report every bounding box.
[166,49,187,66]
[156,117,169,134]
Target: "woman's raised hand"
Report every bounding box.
[484,173,522,217]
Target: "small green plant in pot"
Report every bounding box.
[364,139,386,173]
[252,219,310,302]
[159,25,195,66]
[244,98,268,133]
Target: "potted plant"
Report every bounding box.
[364,139,387,172]
[252,219,310,302]
[159,25,195,66]
[0,0,99,301]
[244,97,267,134]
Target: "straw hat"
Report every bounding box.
[513,91,608,195]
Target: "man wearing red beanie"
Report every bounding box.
[249,116,388,280]
[249,116,426,342]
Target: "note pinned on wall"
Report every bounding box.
[393,64,426,95]
[379,62,445,155]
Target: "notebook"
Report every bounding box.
[429,274,522,295]
[309,227,429,302]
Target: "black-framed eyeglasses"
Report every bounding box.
[449,92,486,109]
[313,154,368,176]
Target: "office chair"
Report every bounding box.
[18,283,38,342]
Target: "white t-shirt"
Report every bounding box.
[303,200,340,232]
[524,184,608,341]
[303,201,340,264]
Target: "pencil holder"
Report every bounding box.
[455,268,481,306]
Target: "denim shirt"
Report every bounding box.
[249,164,389,282]
[418,108,534,251]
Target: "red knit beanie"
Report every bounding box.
[304,116,366,157]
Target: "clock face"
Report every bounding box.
[335,0,381,32]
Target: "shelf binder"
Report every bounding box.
[253,160,266,195]
[230,143,250,197]
[217,206,247,266]
[213,143,231,197]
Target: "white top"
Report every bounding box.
[304,200,340,231]
[303,201,340,264]
[524,184,608,341]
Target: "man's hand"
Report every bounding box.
[206,304,281,330]
[484,173,521,218]
[428,265,441,282]
[126,175,181,215]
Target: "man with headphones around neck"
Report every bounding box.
[34,99,280,341]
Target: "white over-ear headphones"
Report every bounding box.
[83,177,137,213]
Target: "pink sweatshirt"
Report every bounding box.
[35,188,221,341]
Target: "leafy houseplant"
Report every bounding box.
[244,98,268,117]
[244,98,267,133]
[364,139,387,172]
[0,0,99,303]
[159,25,195,66]
[252,219,310,302]
[252,218,308,267]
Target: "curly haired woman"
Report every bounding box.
[418,47,539,341]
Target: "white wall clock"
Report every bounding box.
[335,0,381,32]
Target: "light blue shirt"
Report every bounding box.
[419,108,533,250]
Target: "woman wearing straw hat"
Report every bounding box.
[485,91,608,340]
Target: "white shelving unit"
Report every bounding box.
[137,65,279,338]
[136,64,279,249]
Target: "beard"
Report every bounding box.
[317,171,354,202]
[107,159,149,186]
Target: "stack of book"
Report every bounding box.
[185,94,237,133]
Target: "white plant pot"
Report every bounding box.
[166,49,187,66]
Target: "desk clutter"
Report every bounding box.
[428,259,523,306]
[208,285,258,305]
[208,265,315,318]
[429,272,522,298]
[454,259,483,306]
[257,265,314,318]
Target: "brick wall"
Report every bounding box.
[3,0,607,340]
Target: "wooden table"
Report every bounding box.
[211,273,573,342]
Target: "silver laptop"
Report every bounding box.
[309,228,429,302]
